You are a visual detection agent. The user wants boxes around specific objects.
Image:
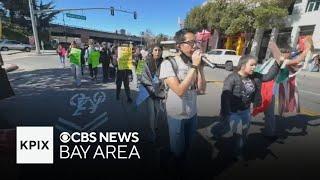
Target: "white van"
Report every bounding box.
[160,40,177,58]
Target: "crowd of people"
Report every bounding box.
[56,28,314,162]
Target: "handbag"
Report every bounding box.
[0,67,15,100]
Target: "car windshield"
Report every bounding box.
[225,51,236,55]
[208,50,222,55]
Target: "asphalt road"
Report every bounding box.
[1,54,320,179]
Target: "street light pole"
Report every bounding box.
[28,0,41,54]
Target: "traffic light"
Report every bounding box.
[110,7,114,16]
[133,11,137,20]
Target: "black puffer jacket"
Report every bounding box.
[220,62,280,116]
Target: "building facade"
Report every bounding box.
[286,0,320,49]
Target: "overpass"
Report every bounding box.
[48,24,143,44]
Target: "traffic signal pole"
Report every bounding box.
[29,0,41,54]
[28,2,137,55]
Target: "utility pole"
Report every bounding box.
[28,5,137,54]
[29,0,41,54]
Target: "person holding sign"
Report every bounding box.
[88,46,100,81]
[115,46,133,103]
[137,45,166,142]
[85,39,100,81]
[68,41,82,87]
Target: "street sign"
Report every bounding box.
[66,13,86,20]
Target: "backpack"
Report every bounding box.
[159,57,178,100]
[162,57,197,91]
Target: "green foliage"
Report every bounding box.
[184,5,207,31]
[219,2,254,35]
[36,0,59,32]
[3,26,29,43]
[205,1,227,31]
[184,0,295,35]
[1,0,58,41]
[253,5,288,29]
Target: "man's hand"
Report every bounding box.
[192,49,202,67]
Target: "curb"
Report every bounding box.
[1,51,25,56]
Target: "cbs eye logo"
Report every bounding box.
[59,132,97,143]
[60,132,71,143]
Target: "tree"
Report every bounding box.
[251,0,295,29]
[205,0,227,32]
[1,0,29,23]
[184,5,207,31]
[155,33,168,44]
[35,0,59,32]
[219,2,254,35]
[1,0,58,32]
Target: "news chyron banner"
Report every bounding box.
[16,126,141,164]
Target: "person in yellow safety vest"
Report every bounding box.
[88,46,100,81]
[68,41,82,87]
[85,39,100,81]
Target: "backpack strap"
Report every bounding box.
[167,57,178,79]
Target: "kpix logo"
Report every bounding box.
[16,126,54,164]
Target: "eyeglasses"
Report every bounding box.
[181,40,197,47]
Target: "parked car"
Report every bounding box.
[204,49,241,71]
[0,39,33,52]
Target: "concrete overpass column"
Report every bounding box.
[265,27,279,60]
[290,26,300,50]
[250,28,264,57]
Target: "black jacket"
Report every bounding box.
[220,62,280,116]
[100,48,112,64]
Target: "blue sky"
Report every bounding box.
[42,0,205,37]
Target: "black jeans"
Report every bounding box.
[88,64,98,78]
[116,69,131,99]
[80,63,85,76]
[102,61,110,81]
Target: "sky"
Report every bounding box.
[42,0,205,37]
